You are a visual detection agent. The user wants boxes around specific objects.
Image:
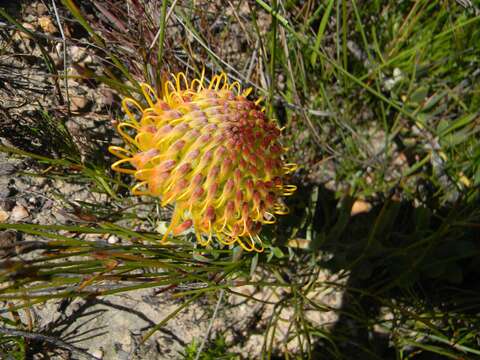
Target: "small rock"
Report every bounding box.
[287,238,310,249]
[351,200,372,216]
[91,349,103,359]
[16,198,29,208]
[0,163,16,176]
[0,231,15,244]
[69,45,87,63]
[38,16,58,34]
[0,188,10,199]
[70,95,90,112]
[10,205,29,221]
[393,67,403,79]
[19,22,36,39]
[0,210,9,222]
[82,54,94,65]
[0,199,14,211]
[67,77,81,88]
[0,230,16,257]
[84,233,100,241]
[97,87,114,110]
[393,152,408,167]
[0,229,15,244]
[43,199,54,210]
[24,4,37,16]
[107,235,119,244]
[24,15,37,23]
[52,210,69,224]
[324,180,336,192]
[53,42,64,66]
[67,65,81,77]
[114,347,129,360]
[36,3,49,15]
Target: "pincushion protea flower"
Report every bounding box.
[109,71,296,252]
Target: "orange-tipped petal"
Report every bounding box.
[173,219,193,235]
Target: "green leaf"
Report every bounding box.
[410,86,429,104]
[272,246,285,259]
[311,0,335,66]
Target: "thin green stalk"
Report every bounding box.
[268,0,278,117]
[156,0,168,82]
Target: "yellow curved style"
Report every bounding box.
[109,71,297,252]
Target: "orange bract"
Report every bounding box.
[109,72,296,252]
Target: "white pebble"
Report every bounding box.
[107,235,119,244]
[10,205,29,221]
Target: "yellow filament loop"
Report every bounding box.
[191,69,205,92]
[117,122,140,147]
[162,207,194,243]
[207,222,215,244]
[108,146,132,159]
[262,212,276,224]
[253,207,262,222]
[221,224,234,238]
[252,234,264,253]
[220,74,230,90]
[161,191,177,207]
[237,219,249,237]
[283,163,298,175]
[131,181,150,196]
[216,232,236,246]
[191,79,203,93]
[150,130,177,151]
[134,167,154,180]
[216,215,229,233]
[235,236,255,252]
[175,183,196,202]
[161,218,179,243]
[229,81,241,94]
[163,80,182,105]
[175,187,193,203]
[213,190,229,209]
[160,178,178,201]
[171,92,185,106]
[134,132,156,150]
[142,109,165,123]
[175,72,189,92]
[140,83,159,108]
[162,179,187,206]
[199,195,215,214]
[237,234,265,253]
[207,75,217,90]
[215,73,223,91]
[242,87,253,97]
[194,224,211,246]
[282,185,297,196]
[164,116,186,127]
[139,114,159,128]
[121,98,143,126]
[210,73,228,91]
[273,203,289,215]
[111,158,136,174]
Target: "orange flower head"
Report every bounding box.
[109,72,297,252]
